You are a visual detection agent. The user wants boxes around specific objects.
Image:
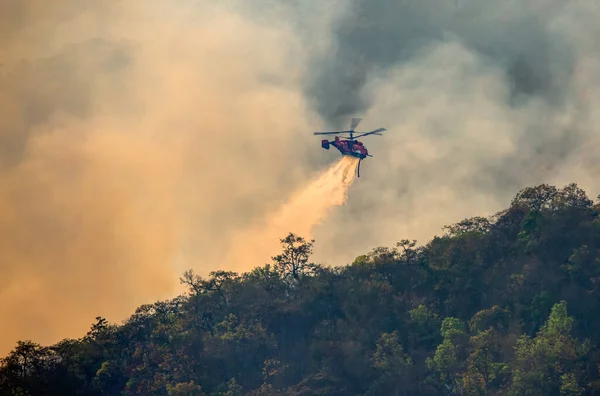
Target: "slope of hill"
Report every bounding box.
[2,183,600,395]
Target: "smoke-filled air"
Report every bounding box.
[221,156,360,271]
[1,0,600,356]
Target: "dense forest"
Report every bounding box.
[2,183,600,395]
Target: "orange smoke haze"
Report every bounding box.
[0,0,333,355]
[2,0,600,357]
[221,156,359,270]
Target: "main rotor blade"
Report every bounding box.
[354,127,386,139]
[314,130,353,135]
[350,117,362,131]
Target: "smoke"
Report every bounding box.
[0,0,330,354]
[308,0,600,264]
[2,0,600,356]
[220,156,359,270]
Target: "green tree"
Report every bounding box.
[459,328,509,395]
[166,380,205,395]
[508,301,589,395]
[3,182,600,396]
[367,330,413,395]
[426,317,467,393]
[272,232,317,281]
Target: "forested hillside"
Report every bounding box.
[2,183,600,395]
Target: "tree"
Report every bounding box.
[426,318,467,393]
[442,216,493,237]
[3,183,600,396]
[271,232,317,281]
[166,381,205,396]
[508,301,590,395]
[459,328,509,395]
[368,330,413,395]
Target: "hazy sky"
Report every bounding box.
[1,0,599,355]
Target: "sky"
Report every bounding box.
[1,0,599,355]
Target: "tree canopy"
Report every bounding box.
[3,183,600,395]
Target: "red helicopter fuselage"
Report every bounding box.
[313,118,385,177]
[321,136,368,159]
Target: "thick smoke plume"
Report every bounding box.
[0,0,327,355]
[309,0,600,264]
[221,156,359,270]
[2,0,600,356]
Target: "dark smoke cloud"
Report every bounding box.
[307,0,576,123]
[306,0,454,126]
[310,0,600,264]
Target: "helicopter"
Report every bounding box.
[313,117,386,177]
